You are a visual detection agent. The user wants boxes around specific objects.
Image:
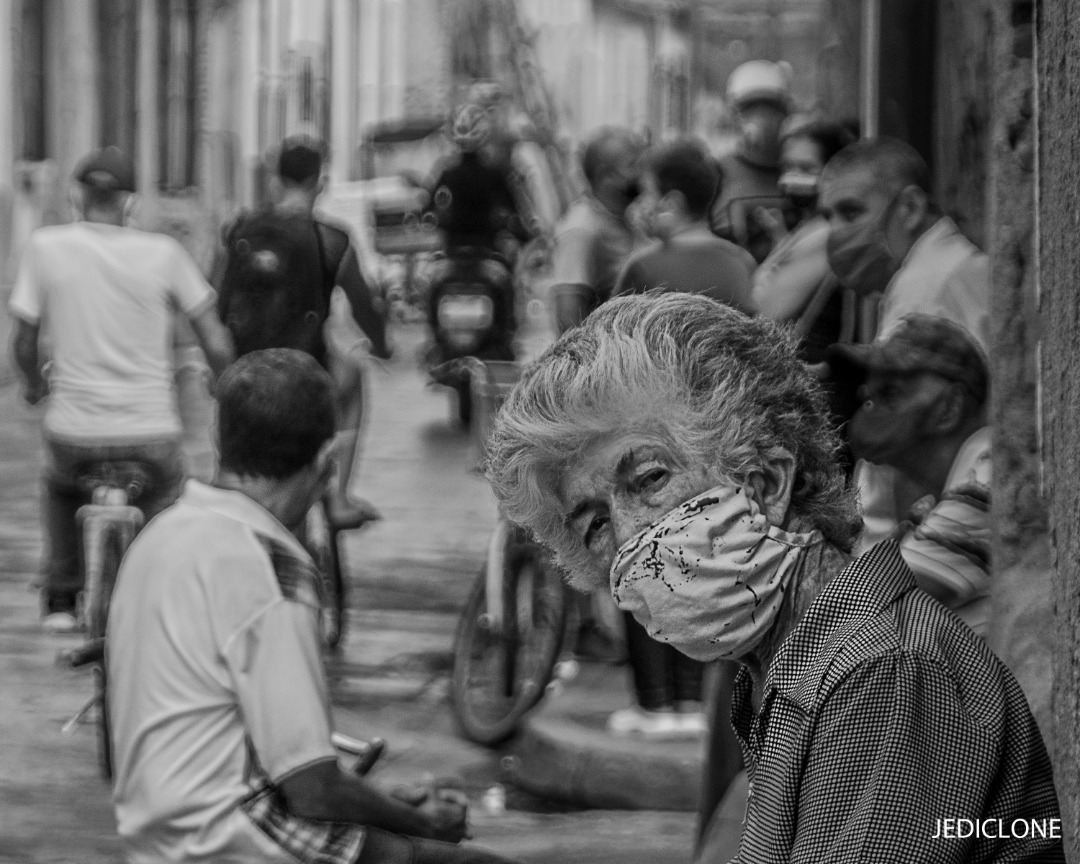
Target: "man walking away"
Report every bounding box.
[8,146,234,633]
[216,136,389,529]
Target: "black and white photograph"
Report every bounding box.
[0,1,1074,862]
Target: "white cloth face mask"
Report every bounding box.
[610,484,824,662]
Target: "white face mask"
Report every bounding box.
[610,484,823,661]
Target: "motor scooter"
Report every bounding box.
[424,247,516,427]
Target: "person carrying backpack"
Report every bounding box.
[215,136,390,529]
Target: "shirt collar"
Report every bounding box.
[902,216,957,267]
[764,540,916,706]
[179,479,307,557]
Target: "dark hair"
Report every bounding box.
[277,136,328,186]
[81,184,125,212]
[216,349,336,479]
[823,135,932,196]
[580,127,640,188]
[645,138,718,219]
[782,119,858,166]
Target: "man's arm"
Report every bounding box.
[550,227,600,334]
[334,245,391,360]
[279,760,467,842]
[228,596,465,841]
[188,305,235,379]
[10,318,48,405]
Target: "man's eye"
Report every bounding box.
[584,515,609,546]
[634,469,668,493]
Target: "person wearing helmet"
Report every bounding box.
[710,59,795,264]
[428,103,531,254]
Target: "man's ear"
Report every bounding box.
[929,383,966,435]
[898,184,930,232]
[746,449,798,526]
[314,437,337,485]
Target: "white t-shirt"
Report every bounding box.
[8,222,214,441]
[108,481,339,864]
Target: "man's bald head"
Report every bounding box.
[822,136,933,200]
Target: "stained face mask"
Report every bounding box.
[609,484,824,662]
[778,171,819,211]
[826,195,901,295]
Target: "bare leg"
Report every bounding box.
[325,344,380,530]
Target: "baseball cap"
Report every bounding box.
[726,60,792,110]
[827,315,988,403]
[73,146,137,193]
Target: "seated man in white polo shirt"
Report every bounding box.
[108,349,519,864]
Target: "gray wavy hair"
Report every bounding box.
[484,293,861,578]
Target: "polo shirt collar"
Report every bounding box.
[765,540,916,707]
[180,479,308,558]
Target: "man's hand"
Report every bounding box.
[416,790,470,843]
[390,781,471,843]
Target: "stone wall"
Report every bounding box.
[984,0,1053,743]
[1037,0,1080,851]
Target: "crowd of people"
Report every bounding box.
[4,55,1063,864]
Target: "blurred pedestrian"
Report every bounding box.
[550,126,645,334]
[8,146,234,633]
[484,293,1062,863]
[710,60,793,264]
[615,138,755,310]
[819,136,991,546]
[749,117,858,364]
[831,315,992,636]
[216,135,389,531]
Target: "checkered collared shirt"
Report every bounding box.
[729,541,1063,863]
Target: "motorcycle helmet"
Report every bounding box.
[450,103,492,152]
[726,60,793,111]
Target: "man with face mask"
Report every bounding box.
[614,138,755,309]
[709,60,794,264]
[830,315,992,637]
[819,136,989,354]
[550,126,645,334]
[484,293,1062,864]
[819,137,990,546]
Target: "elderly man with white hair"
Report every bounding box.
[484,293,1062,863]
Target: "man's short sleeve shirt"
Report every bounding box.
[551,196,636,306]
[108,480,339,864]
[8,222,214,441]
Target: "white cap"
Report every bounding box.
[726,60,793,110]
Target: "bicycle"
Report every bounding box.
[59,460,152,780]
[450,359,574,745]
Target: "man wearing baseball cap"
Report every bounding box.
[9,146,235,633]
[830,314,992,635]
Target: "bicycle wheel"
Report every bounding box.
[451,530,569,745]
[305,505,347,651]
